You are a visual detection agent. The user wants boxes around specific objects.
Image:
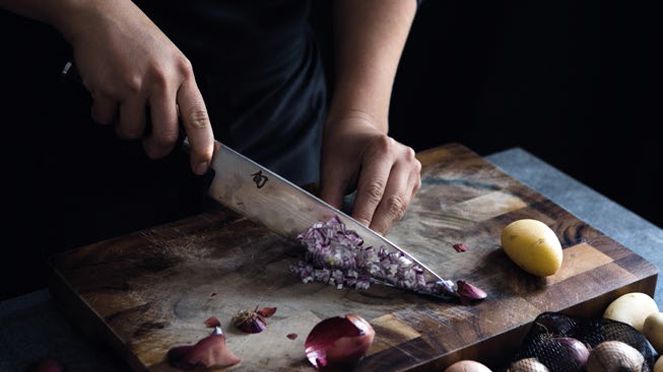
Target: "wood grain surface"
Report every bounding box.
[49,143,658,371]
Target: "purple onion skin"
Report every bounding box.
[553,337,590,370]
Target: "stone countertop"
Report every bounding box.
[1,147,661,371]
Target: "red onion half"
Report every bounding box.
[305,314,375,368]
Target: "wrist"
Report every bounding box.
[327,89,390,134]
[325,107,388,136]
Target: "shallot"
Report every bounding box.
[552,337,590,370]
[232,306,277,334]
[304,314,375,368]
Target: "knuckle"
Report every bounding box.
[404,146,416,160]
[353,215,371,227]
[385,194,408,219]
[124,76,143,94]
[176,57,194,77]
[363,181,385,204]
[150,68,170,88]
[186,109,210,129]
[371,135,392,153]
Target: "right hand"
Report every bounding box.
[55,0,214,175]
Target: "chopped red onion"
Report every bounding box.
[292,217,460,299]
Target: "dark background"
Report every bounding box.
[1,1,660,299]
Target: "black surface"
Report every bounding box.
[0,1,660,299]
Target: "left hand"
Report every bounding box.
[320,113,422,234]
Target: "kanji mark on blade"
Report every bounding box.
[251,170,268,189]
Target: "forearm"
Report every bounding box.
[0,0,138,43]
[329,0,417,131]
[0,0,78,28]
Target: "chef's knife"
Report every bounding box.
[207,141,448,288]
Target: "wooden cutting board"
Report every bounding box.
[49,144,658,371]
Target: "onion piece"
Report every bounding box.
[305,314,375,368]
[453,243,469,253]
[456,280,487,305]
[204,316,220,328]
[167,326,240,370]
[257,307,277,318]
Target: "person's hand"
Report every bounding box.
[55,0,214,174]
[320,112,422,234]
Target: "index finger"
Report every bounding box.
[351,157,393,228]
[177,78,214,175]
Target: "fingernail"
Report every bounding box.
[195,161,208,175]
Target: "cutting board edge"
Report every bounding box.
[47,262,146,372]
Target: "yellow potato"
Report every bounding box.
[643,312,663,353]
[654,356,662,372]
[603,292,658,332]
[500,219,563,277]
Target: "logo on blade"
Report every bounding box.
[251,170,268,189]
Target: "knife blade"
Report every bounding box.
[207,141,448,288]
